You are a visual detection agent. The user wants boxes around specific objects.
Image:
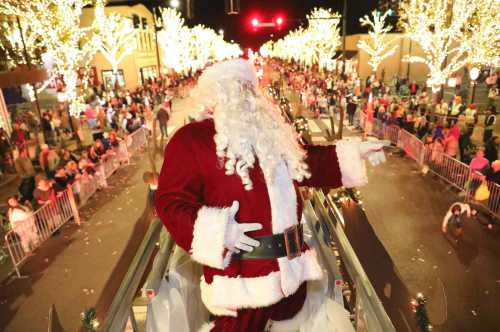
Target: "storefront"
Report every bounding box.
[139,66,158,84]
[101,69,126,90]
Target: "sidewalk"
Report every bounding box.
[0,102,188,332]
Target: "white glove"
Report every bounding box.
[224,201,262,253]
[359,140,390,166]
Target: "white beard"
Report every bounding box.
[211,85,310,190]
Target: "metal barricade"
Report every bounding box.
[359,111,366,131]
[372,119,385,139]
[78,173,100,206]
[396,129,425,164]
[102,153,120,179]
[423,145,472,191]
[4,188,80,277]
[383,125,399,146]
[127,127,147,156]
[486,181,500,218]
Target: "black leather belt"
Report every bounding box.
[233,224,304,260]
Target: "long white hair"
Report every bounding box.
[190,61,310,190]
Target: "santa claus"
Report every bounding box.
[155,59,387,331]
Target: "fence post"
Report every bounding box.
[67,186,81,226]
[5,236,22,278]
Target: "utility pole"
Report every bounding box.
[153,8,162,77]
[341,0,347,75]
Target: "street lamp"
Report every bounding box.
[469,67,480,103]
[218,29,224,35]
[170,0,180,8]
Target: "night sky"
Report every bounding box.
[145,0,378,49]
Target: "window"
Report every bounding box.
[132,15,140,29]
[101,70,125,89]
[141,17,148,29]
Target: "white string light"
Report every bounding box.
[357,10,399,74]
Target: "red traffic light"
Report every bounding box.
[276,16,283,25]
[251,17,259,28]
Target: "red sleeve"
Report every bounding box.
[155,127,204,253]
[299,145,343,189]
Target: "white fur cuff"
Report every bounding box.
[191,206,232,270]
[335,140,368,188]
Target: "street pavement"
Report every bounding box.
[0,98,188,332]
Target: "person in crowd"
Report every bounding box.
[39,144,60,178]
[409,81,418,96]
[470,149,490,173]
[346,95,357,127]
[14,148,36,203]
[78,150,96,175]
[0,127,12,174]
[485,160,500,184]
[442,202,471,245]
[59,149,78,167]
[33,177,59,235]
[41,112,54,146]
[10,122,29,151]
[463,104,477,134]
[53,166,70,192]
[88,146,100,164]
[7,196,39,254]
[156,100,170,141]
[484,136,499,164]
[108,131,121,148]
[483,105,497,143]
[65,160,81,183]
[443,128,459,159]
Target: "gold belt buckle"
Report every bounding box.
[283,224,302,260]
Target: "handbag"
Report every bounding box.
[474,182,490,201]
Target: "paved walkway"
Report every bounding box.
[0,99,188,332]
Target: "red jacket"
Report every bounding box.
[155,119,362,316]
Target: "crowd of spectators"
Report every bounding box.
[1,72,199,254]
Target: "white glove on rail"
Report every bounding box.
[224,201,262,253]
[359,140,390,166]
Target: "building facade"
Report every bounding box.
[345,33,429,84]
[81,3,160,90]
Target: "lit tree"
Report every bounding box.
[306,8,341,69]
[263,8,341,69]
[464,0,500,68]
[0,0,103,115]
[399,0,476,93]
[0,17,43,70]
[156,8,241,75]
[95,12,137,75]
[156,8,192,74]
[357,10,399,75]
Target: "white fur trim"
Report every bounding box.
[198,322,215,332]
[191,206,232,270]
[335,140,368,188]
[200,250,322,316]
[271,279,355,332]
[267,161,298,234]
[277,250,323,296]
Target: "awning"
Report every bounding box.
[0,65,48,88]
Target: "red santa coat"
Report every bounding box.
[155,119,366,317]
